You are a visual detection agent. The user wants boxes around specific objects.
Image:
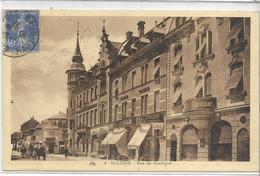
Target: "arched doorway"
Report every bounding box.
[237,128,249,161]
[210,121,232,161]
[181,125,198,160]
[170,133,177,161]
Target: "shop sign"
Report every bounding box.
[185,97,216,112]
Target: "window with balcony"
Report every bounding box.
[122,75,128,92]
[141,94,148,115]
[154,91,160,112]
[225,60,245,103]
[228,18,245,53]
[132,70,136,88]
[122,101,127,119]
[195,29,213,61]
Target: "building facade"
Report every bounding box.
[33,112,68,153]
[66,17,250,161]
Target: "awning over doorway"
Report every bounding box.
[127,124,151,150]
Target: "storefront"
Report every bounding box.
[101,128,128,160]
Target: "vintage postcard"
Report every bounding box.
[2,10,259,172]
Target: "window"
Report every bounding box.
[141,64,148,84]
[70,120,73,130]
[100,104,106,125]
[122,75,127,92]
[174,94,182,106]
[86,112,89,127]
[94,85,97,99]
[91,88,93,100]
[94,109,97,125]
[115,105,118,121]
[132,98,136,116]
[154,91,160,112]
[229,18,245,49]
[70,98,73,108]
[174,44,182,57]
[205,73,212,97]
[100,80,106,96]
[80,94,82,107]
[195,75,203,98]
[226,61,245,103]
[154,57,160,79]
[58,121,62,128]
[141,94,148,115]
[114,80,119,96]
[174,56,183,70]
[83,92,86,104]
[122,101,127,119]
[90,111,93,126]
[132,71,136,88]
[195,29,213,60]
[86,90,89,103]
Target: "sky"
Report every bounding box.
[11,15,164,132]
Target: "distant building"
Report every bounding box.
[33,112,68,153]
[11,131,22,150]
[66,17,250,161]
[20,116,39,138]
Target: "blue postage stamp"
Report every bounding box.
[2,10,39,57]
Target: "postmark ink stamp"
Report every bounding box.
[2,10,39,58]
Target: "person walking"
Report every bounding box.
[64,147,68,158]
[39,144,46,160]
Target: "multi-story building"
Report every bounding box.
[66,17,250,161]
[20,116,39,138]
[33,112,68,153]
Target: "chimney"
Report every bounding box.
[126,31,133,40]
[137,21,145,37]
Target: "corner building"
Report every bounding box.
[66,17,250,161]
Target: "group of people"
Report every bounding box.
[19,143,46,160]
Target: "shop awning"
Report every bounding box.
[172,53,182,66]
[101,128,127,145]
[225,67,243,90]
[227,25,243,41]
[108,128,127,145]
[128,124,151,150]
[101,132,114,145]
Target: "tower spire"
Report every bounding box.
[72,21,83,63]
[101,18,108,41]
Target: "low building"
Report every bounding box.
[20,116,39,138]
[33,112,68,153]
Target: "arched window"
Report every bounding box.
[210,121,232,161]
[237,128,249,161]
[170,134,177,161]
[205,72,212,97]
[182,125,198,160]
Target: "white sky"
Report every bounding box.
[11,15,164,132]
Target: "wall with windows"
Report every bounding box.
[111,52,167,122]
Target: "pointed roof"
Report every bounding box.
[72,22,83,63]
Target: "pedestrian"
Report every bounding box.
[32,145,37,160]
[39,144,46,160]
[28,144,33,159]
[64,147,68,158]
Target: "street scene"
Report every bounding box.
[10,15,250,162]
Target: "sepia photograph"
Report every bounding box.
[2,10,259,172]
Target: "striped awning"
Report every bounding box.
[173,88,182,103]
[227,25,243,41]
[195,38,206,56]
[172,53,182,66]
[128,124,151,150]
